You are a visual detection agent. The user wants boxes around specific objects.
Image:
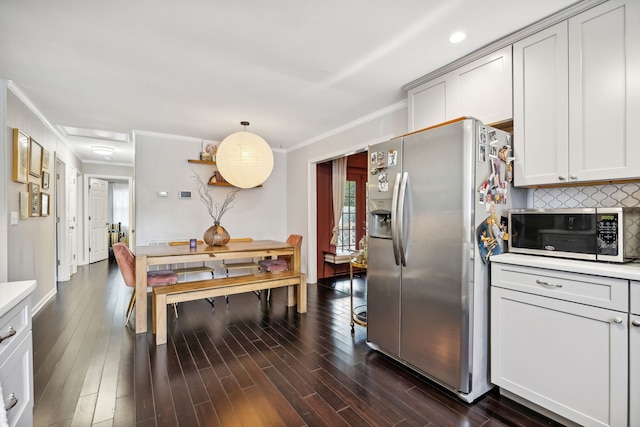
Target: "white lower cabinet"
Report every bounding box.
[630,282,640,427]
[491,263,628,427]
[0,282,35,427]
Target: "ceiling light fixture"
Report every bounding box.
[449,31,466,43]
[91,146,115,156]
[216,121,274,189]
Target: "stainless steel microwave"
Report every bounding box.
[508,208,640,263]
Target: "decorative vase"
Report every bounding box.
[203,222,230,246]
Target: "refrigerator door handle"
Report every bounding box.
[391,172,402,265]
[397,172,409,267]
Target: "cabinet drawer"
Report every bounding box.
[0,297,31,362]
[491,263,628,311]
[0,333,33,427]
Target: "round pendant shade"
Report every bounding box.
[216,130,274,188]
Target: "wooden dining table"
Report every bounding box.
[134,239,301,334]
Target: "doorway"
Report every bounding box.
[84,174,133,264]
[316,152,368,283]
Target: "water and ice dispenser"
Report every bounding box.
[370,200,392,239]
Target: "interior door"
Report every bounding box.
[68,166,78,273]
[89,177,108,263]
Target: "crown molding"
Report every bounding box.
[288,99,407,153]
[7,81,82,160]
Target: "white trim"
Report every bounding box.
[32,287,57,316]
[289,100,407,153]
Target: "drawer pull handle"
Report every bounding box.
[612,317,623,324]
[632,320,640,327]
[0,326,16,343]
[535,279,563,288]
[5,393,18,411]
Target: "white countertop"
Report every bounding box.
[0,280,37,318]
[491,253,640,281]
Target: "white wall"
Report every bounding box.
[286,102,408,283]
[134,132,287,247]
[4,84,83,313]
[0,82,7,282]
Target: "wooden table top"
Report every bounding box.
[134,240,293,258]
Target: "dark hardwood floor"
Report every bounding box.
[32,260,562,426]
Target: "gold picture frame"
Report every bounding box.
[19,191,29,219]
[29,182,40,217]
[13,129,29,183]
[42,171,50,190]
[42,149,50,170]
[29,138,43,178]
[40,192,50,217]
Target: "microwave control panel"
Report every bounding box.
[596,213,619,255]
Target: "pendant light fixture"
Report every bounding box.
[216,121,274,188]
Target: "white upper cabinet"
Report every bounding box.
[568,0,640,183]
[451,46,513,125]
[513,22,569,186]
[514,0,640,186]
[407,46,512,132]
[407,75,450,131]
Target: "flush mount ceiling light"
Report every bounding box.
[449,31,466,43]
[216,121,274,189]
[91,146,115,156]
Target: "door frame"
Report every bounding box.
[83,174,133,265]
[55,156,70,281]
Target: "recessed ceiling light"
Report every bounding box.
[91,146,115,156]
[449,31,466,44]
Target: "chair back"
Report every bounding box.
[113,242,136,288]
[286,234,303,247]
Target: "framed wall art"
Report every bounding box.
[19,191,29,219]
[40,192,50,217]
[29,138,43,178]
[29,182,40,217]
[42,171,50,190]
[42,149,50,170]
[13,129,30,183]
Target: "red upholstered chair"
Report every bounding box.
[112,243,178,326]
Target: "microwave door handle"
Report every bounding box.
[397,172,409,267]
[391,172,401,265]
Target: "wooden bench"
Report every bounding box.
[152,270,306,345]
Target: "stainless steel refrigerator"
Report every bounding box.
[366,117,524,402]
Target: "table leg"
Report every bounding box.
[135,254,148,333]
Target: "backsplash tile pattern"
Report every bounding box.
[532,183,640,209]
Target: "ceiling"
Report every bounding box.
[0,0,580,165]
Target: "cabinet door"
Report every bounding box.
[513,22,569,186]
[568,0,640,182]
[407,75,449,132]
[452,46,513,125]
[631,314,640,427]
[491,287,628,427]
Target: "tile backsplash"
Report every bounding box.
[531,183,640,209]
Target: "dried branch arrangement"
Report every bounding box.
[192,168,240,224]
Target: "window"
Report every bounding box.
[337,180,356,253]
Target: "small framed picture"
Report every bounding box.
[19,191,29,219]
[29,182,40,217]
[42,149,50,170]
[42,171,50,190]
[40,192,50,216]
[13,129,29,183]
[29,138,43,178]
